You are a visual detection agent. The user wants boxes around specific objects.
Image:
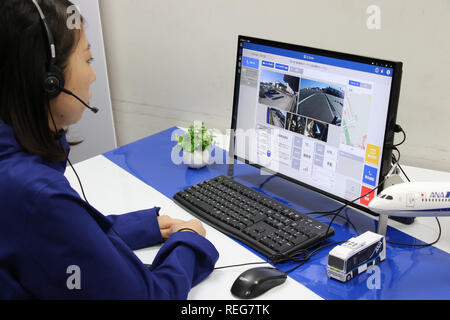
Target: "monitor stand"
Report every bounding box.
[227,129,235,178]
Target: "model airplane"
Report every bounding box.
[368,182,450,217]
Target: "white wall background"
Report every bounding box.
[68,0,116,163]
[98,0,450,172]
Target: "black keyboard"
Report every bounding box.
[173,175,334,260]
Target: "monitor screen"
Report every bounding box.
[231,36,402,211]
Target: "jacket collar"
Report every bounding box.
[0,120,69,173]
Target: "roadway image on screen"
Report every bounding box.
[297,78,344,126]
[267,107,286,128]
[259,69,300,113]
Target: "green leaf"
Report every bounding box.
[175,122,215,152]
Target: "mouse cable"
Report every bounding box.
[314,212,358,234]
[214,261,270,270]
[282,240,346,274]
[215,240,333,270]
[213,240,345,271]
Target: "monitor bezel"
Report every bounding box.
[229,35,403,215]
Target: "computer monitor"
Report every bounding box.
[230,35,402,213]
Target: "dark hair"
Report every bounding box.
[0,0,84,162]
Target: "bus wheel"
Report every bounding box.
[346,274,352,281]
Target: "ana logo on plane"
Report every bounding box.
[429,192,450,199]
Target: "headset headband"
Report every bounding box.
[31,0,56,67]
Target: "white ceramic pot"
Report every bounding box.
[183,149,210,169]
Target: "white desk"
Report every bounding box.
[64,130,450,300]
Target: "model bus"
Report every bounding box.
[327,231,386,282]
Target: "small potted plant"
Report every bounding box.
[174,122,215,169]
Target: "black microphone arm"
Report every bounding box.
[59,87,99,113]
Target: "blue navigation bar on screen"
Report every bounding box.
[243,42,393,77]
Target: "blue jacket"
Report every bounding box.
[0,122,219,299]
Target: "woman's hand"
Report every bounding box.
[157,215,185,240]
[157,215,206,239]
[170,219,207,237]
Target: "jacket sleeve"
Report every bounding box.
[105,208,163,250]
[21,179,219,299]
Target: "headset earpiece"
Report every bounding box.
[44,65,65,98]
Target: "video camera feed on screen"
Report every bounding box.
[297,78,344,126]
[234,37,400,208]
[259,69,299,113]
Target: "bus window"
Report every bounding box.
[347,257,356,271]
[328,255,345,270]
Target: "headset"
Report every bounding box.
[31,0,99,113]
[28,1,136,246]
[30,0,96,204]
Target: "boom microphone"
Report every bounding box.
[59,87,99,114]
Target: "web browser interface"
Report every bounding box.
[235,41,394,207]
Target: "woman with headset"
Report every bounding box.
[0,0,218,299]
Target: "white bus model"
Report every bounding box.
[327,231,386,282]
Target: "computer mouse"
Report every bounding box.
[230,267,287,299]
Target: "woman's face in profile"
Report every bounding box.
[49,28,96,130]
